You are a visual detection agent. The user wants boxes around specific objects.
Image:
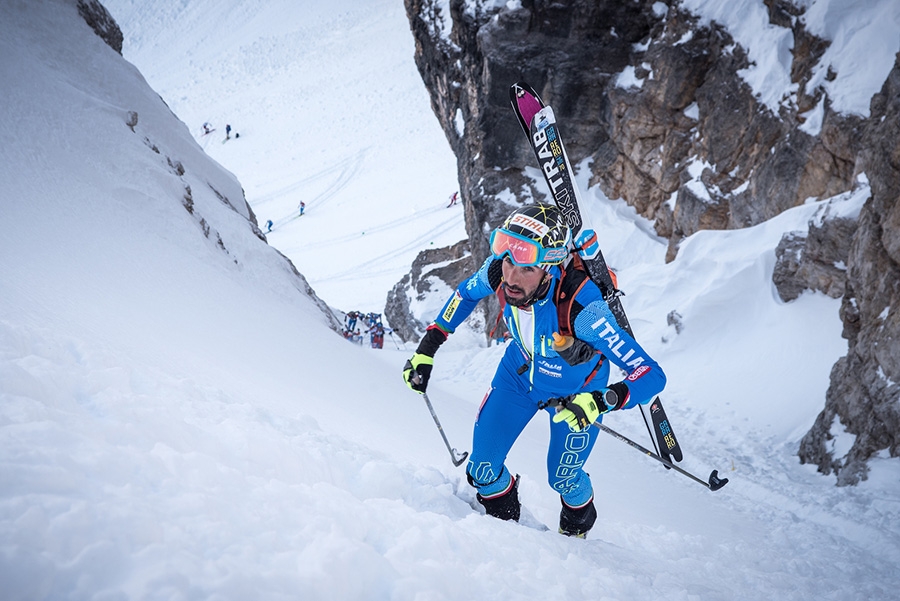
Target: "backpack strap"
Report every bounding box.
[489,258,507,340]
[554,254,590,337]
[554,254,610,389]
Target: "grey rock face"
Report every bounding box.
[773,208,856,303]
[385,239,477,343]
[799,60,900,484]
[78,0,124,54]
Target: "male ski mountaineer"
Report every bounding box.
[403,204,666,537]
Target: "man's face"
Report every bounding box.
[501,256,547,307]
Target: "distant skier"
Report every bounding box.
[299,201,305,216]
[371,324,385,349]
[202,122,213,135]
[402,203,667,538]
[225,124,232,139]
[447,191,459,207]
[265,219,273,233]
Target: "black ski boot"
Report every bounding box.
[476,475,521,522]
[559,497,596,538]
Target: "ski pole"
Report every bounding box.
[597,422,728,491]
[420,392,469,467]
[539,398,726,491]
[409,368,468,466]
[388,331,402,350]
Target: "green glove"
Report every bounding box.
[403,353,434,393]
[551,388,621,432]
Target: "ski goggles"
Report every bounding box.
[490,228,569,267]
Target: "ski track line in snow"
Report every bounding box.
[608,394,900,569]
[263,150,369,231]
[673,404,900,563]
[676,391,900,567]
[291,202,452,248]
[312,214,464,284]
[728,440,900,565]
[251,148,369,208]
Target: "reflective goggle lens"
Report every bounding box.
[490,229,568,266]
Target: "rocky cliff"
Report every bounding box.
[798,60,900,485]
[393,0,898,484]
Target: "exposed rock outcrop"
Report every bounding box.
[799,59,900,485]
[773,195,859,303]
[78,0,123,54]
[385,239,477,342]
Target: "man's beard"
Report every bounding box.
[503,282,535,307]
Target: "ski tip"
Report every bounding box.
[509,81,545,131]
[510,81,541,102]
[510,80,534,92]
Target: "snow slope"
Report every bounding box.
[1,1,899,599]
[104,0,464,312]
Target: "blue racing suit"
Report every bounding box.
[431,256,666,508]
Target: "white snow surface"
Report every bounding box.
[1,1,899,600]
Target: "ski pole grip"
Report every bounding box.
[539,397,566,411]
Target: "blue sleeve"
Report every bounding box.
[573,300,666,406]
[432,256,497,333]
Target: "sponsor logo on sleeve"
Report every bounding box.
[442,292,462,322]
[626,365,651,382]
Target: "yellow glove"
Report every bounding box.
[551,389,620,432]
[402,353,434,393]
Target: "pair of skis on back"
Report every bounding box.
[509,82,726,491]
